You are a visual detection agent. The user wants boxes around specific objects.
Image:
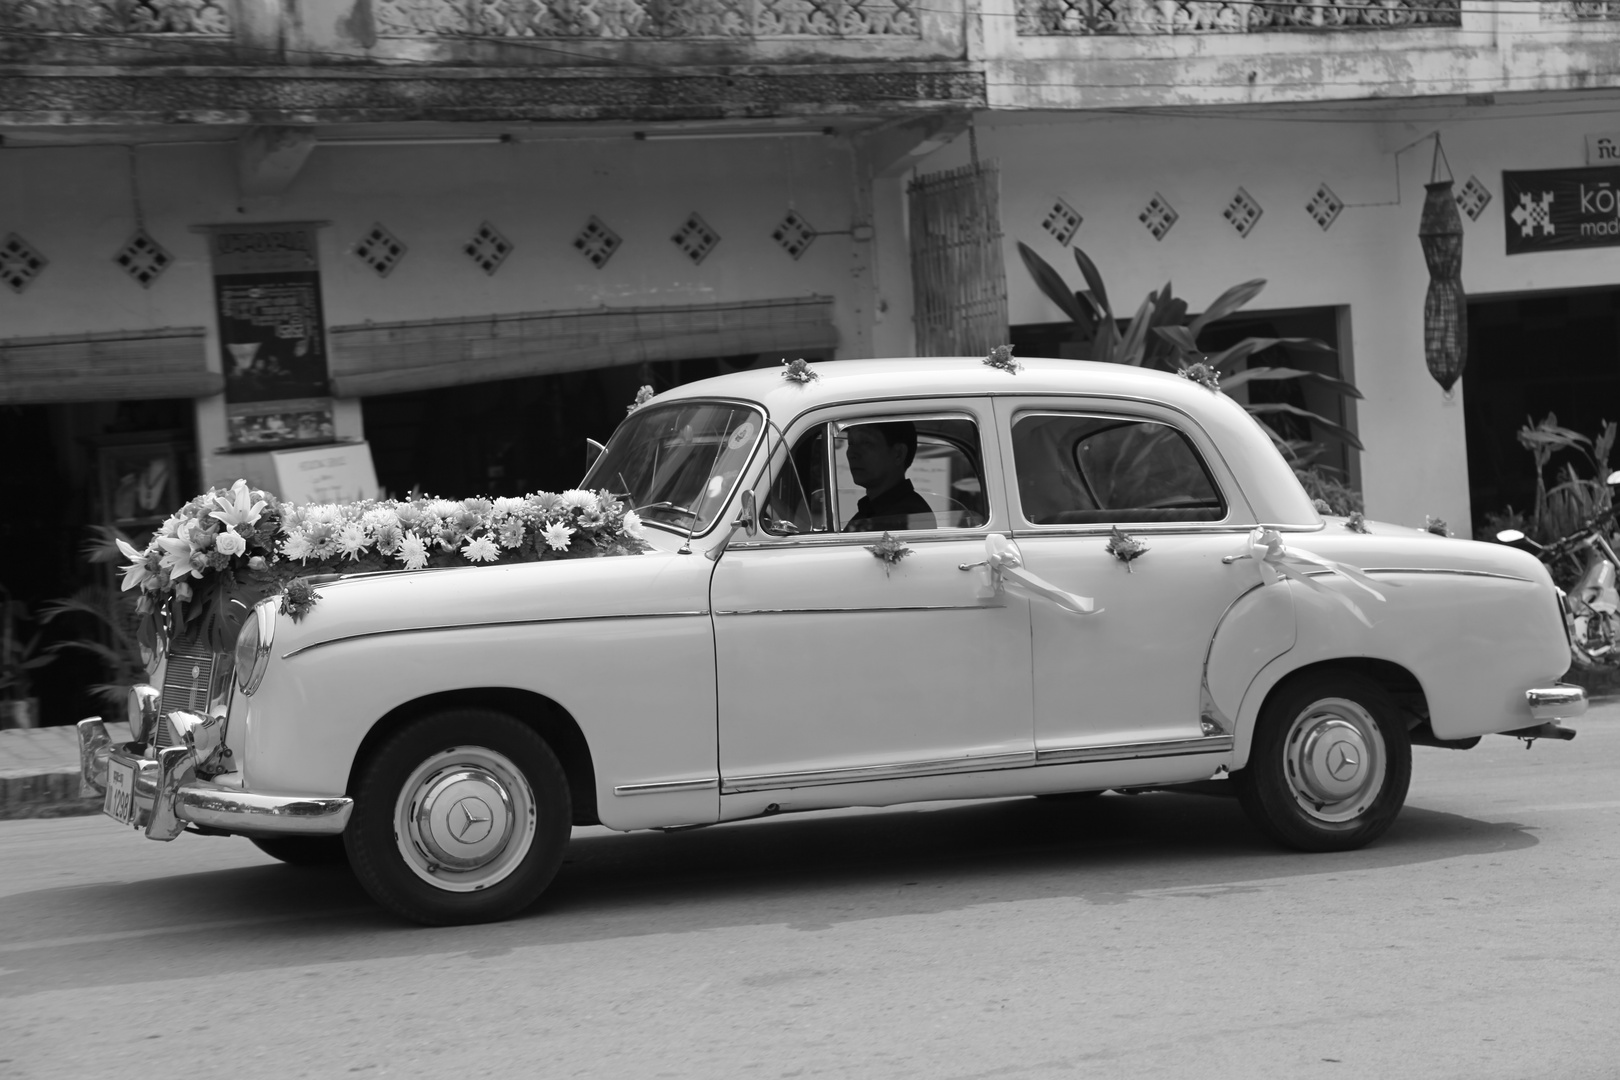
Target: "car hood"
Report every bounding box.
[268,550,710,658]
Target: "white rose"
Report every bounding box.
[214,530,247,557]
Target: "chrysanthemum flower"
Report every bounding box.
[397,534,430,571]
[337,524,369,561]
[621,511,646,539]
[560,489,597,513]
[462,535,500,563]
[542,522,575,551]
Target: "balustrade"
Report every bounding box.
[372,0,921,38]
[1015,0,1462,34]
[0,0,230,34]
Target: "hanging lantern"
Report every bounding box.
[1418,148,1467,394]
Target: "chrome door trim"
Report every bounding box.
[613,777,721,797]
[714,603,997,616]
[281,610,710,660]
[722,735,1235,793]
[1035,735,1234,765]
[1359,567,1535,584]
[723,751,1037,793]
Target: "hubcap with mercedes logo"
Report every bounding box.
[395,747,538,891]
[1284,699,1386,823]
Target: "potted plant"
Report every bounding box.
[0,587,54,730]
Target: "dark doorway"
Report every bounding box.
[1463,288,1620,535]
[361,352,813,500]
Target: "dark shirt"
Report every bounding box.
[845,479,936,532]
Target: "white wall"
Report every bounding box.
[0,132,867,488]
[915,102,1620,532]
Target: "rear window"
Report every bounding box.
[1011,413,1226,525]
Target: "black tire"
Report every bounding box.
[250,835,349,866]
[1035,789,1107,801]
[344,708,572,926]
[1232,670,1412,853]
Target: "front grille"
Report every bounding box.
[156,640,218,748]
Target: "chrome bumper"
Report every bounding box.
[77,718,352,842]
[1526,684,1587,724]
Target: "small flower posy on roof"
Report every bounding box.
[983,344,1020,374]
[1425,515,1452,537]
[626,385,655,414]
[1344,511,1370,534]
[781,358,819,384]
[865,532,912,576]
[1177,362,1221,392]
[1104,527,1149,572]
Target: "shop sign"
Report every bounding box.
[1587,134,1620,165]
[205,222,335,447]
[270,441,379,504]
[1502,167,1620,255]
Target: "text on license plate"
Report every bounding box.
[104,758,136,825]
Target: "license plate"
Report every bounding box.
[104,758,136,826]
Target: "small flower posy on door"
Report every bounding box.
[1343,511,1370,534]
[1104,527,1149,571]
[626,385,655,414]
[1177,362,1221,392]
[866,532,912,575]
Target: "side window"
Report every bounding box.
[761,425,830,536]
[832,416,987,533]
[1012,413,1225,525]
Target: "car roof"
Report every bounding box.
[651,356,1323,529]
[656,356,1218,418]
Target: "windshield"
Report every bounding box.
[583,401,764,535]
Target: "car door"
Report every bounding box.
[992,397,1270,761]
[711,398,1035,801]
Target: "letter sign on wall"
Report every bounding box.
[1502,167,1620,255]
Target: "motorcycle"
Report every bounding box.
[1497,469,1620,669]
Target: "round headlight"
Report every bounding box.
[234,602,275,696]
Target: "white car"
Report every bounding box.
[79,357,1586,925]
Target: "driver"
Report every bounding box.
[843,421,936,532]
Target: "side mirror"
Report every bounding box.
[584,438,606,473]
[737,489,758,537]
[1496,529,1526,544]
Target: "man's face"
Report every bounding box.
[845,426,908,494]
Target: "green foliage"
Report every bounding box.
[1515,413,1616,543]
[40,585,146,711]
[1016,242,1365,464]
[0,589,54,702]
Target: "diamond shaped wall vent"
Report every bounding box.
[1307,184,1344,231]
[113,229,172,288]
[1041,199,1082,246]
[672,213,719,265]
[1223,188,1263,238]
[1,233,47,293]
[772,210,817,260]
[465,222,513,276]
[356,224,406,278]
[1138,194,1178,241]
[573,217,621,269]
[1456,176,1492,222]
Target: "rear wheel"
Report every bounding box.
[249,835,348,866]
[345,709,572,926]
[1232,671,1411,852]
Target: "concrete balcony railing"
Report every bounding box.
[1014,0,1461,36]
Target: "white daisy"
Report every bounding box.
[337,523,370,561]
[280,534,315,562]
[621,510,646,539]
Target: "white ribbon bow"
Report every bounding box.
[1225,527,1389,627]
[983,534,1100,616]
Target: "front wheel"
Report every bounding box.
[345,709,572,926]
[1232,671,1411,852]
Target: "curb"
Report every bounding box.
[0,721,131,821]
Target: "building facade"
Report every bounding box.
[3,0,1619,722]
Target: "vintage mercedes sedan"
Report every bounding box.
[79,357,1586,925]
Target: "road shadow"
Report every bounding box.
[0,792,1538,997]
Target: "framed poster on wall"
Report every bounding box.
[205,222,336,447]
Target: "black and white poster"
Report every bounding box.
[1502,166,1620,255]
[208,223,335,447]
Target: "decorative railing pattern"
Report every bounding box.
[374,0,920,38]
[1556,0,1620,17]
[1016,0,1460,33]
[0,0,230,34]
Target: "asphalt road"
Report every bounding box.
[2,705,1617,1080]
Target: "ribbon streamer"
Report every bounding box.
[984,534,1100,616]
[1225,528,1389,627]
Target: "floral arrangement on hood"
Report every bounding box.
[116,479,648,653]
